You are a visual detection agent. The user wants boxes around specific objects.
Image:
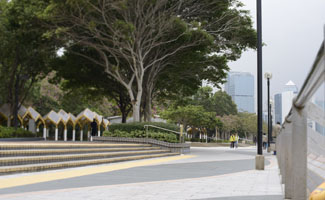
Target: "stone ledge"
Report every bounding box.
[94,137,191,154]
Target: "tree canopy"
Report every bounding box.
[0,0,56,126]
[43,0,256,122]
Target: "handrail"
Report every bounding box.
[143,125,181,135]
[294,41,325,108]
[144,125,183,149]
[276,26,325,199]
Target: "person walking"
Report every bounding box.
[235,133,239,148]
[262,133,267,149]
[229,134,235,148]
[90,119,98,141]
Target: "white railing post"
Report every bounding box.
[284,122,293,199]
[291,106,307,200]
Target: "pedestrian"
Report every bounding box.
[90,119,98,141]
[262,133,267,149]
[235,133,239,148]
[229,134,235,148]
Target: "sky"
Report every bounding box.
[226,0,325,108]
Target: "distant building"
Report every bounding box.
[274,93,282,124]
[283,80,298,93]
[225,71,254,113]
[273,80,298,124]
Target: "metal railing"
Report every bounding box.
[144,125,185,154]
[143,124,183,142]
[276,27,325,199]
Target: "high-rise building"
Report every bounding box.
[274,80,298,124]
[225,72,254,113]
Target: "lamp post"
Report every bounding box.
[265,72,272,152]
[255,0,264,170]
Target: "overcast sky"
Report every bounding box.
[227,0,325,105]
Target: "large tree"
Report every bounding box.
[44,0,256,122]
[0,0,56,127]
[51,46,132,122]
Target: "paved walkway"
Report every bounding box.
[0,146,283,200]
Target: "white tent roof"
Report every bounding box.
[18,105,27,119]
[93,112,103,122]
[58,109,69,123]
[103,118,110,126]
[43,111,62,125]
[24,107,42,121]
[68,113,77,122]
[1,103,110,127]
[77,108,96,122]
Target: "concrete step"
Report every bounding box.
[0,142,152,150]
[0,150,171,166]
[0,147,162,157]
[0,152,179,174]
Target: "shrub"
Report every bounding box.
[103,130,178,143]
[0,126,35,138]
[109,122,180,133]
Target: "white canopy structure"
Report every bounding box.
[0,105,110,141]
[18,105,27,121]
[0,104,29,127]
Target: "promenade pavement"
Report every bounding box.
[0,146,284,200]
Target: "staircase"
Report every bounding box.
[0,142,179,174]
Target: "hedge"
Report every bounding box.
[0,126,35,138]
[103,130,178,143]
[108,122,180,133]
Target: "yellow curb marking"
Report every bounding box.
[0,155,195,190]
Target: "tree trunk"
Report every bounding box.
[121,113,127,123]
[142,81,153,122]
[132,89,142,122]
[120,106,127,123]
[144,96,152,122]
[7,117,11,127]
[13,75,19,128]
[215,127,218,141]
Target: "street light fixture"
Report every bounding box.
[264,72,272,152]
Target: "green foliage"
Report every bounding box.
[50,46,131,120]
[43,0,256,122]
[0,0,56,126]
[109,122,180,133]
[23,77,117,117]
[0,126,34,138]
[191,87,237,116]
[103,130,178,143]
[166,86,237,117]
[161,105,219,130]
[211,91,238,116]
